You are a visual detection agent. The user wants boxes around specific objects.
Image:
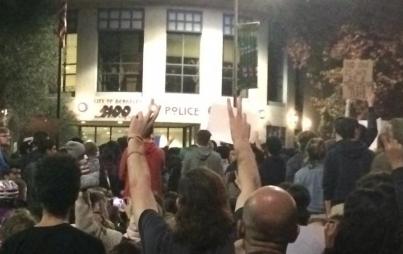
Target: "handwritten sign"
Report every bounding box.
[342,60,374,101]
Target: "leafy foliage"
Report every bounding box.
[0,0,76,141]
[273,0,403,135]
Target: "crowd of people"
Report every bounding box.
[0,95,402,254]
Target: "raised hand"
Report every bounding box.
[227,97,250,145]
[366,86,376,107]
[128,99,161,139]
[382,135,403,170]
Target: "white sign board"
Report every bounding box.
[206,103,261,144]
[342,59,374,101]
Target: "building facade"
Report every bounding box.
[64,0,297,147]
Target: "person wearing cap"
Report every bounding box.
[64,141,96,190]
[181,130,223,176]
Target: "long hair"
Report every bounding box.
[174,168,233,250]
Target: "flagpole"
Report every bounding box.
[233,0,239,104]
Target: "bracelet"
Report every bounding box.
[127,150,145,157]
[128,135,144,143]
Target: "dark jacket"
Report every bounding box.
[259,155,286,186]
[360,107,378,147]
[323,140,374,204]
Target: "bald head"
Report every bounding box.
[242,186,299,247]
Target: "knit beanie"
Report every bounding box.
[65,141,85,160]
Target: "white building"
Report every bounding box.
[64,0,301,147]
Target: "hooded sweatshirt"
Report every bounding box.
[181,146,223,177]
[323,140,374,205]
[120,142,165,197]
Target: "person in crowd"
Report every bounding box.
[371,118,403,173]
[1,154,106,254]
[163,191,178,228]
[279,182,325,254]
[22,132,54,219]
[3,161,27,204]
[109,241,142,254]
[75,189,122,253]
[166,148,182,192]
[323,117,374,214]
[259,136,286,186]
[126,100,236,253]
[217,145,231,172]
[294,138,326,214]
[0,209,35,243]
[279,183,310,225]
[181,130,223,176]
[99,141,121,196]
[286,131,317,182]
[236,186,299,254]
[82,142,100,189]
[0,127,10,173]
[120,127,165,197]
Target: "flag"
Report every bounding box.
[56,0,67,48]
[238,22,259,90]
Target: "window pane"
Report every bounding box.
[183,66,198,75]
[222,79,233,96]
[65,65,76,74]
[110,20,119,29]
[223,37,234,62]
[177,12,185,21]
[168,12,176,21]
[111,127,128,141]
[185,23,193,32]
[121,20,131,29]
[167,33,183,58]
[193,23,201,32]
[184,34,200,59]
[99,10,108,19]
[168,22,176,31]
[98,32,143,92]
[185,13,193,22]
[99,20,108,29]
[110,10,120,19]
[177,22,185,31]
[133,10,143,19]
[166,75,181,92]
[183,76,198,93]
[166,65,182,75]
[96,127,111,145]
[65,75,76,92]
[121,10,131,19]
[194,14,201,22]
[132,21,142,30]
[81,127,96,143]
[168,128,183,148]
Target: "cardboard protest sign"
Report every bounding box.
[342,60,374,101]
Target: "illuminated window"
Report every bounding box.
[222,37,234,96]
[166,33,200,93]
[62,10,78,93]
[97,9,144,92]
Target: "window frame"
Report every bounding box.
[97,31,144,92]
[165,32,201,94]
[167,10,203,33]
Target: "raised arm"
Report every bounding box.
[227,98,261,211]
[127,100,161,225]
[361,88,378,147]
